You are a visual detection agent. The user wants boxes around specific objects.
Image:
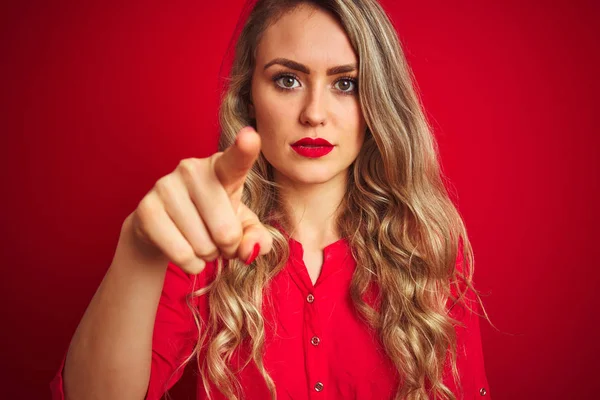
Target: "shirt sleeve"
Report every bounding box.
[443,241,493,400]
[146,260,215,399]
[49,260,215,400]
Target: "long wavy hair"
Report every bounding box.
[171,1,493,399]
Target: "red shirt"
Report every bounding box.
[50,235,492,399]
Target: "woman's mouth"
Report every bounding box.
[291,137,334,158]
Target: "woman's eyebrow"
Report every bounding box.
[263,58,357,75]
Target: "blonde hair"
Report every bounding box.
[171,1,494,399]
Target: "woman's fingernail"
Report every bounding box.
[244,243,260,265]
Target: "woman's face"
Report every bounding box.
[250,4,366,185]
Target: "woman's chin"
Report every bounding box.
[274,164,348,186]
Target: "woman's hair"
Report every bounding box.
[171,1,493,399]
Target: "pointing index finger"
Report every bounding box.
[213,126,261,208]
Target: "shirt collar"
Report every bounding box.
[272,221,354,288]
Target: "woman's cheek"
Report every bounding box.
[261,96,286,124]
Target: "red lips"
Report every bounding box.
[291,137,333,147]
[290,137,334,158]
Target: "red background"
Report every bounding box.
[1,1,598,399]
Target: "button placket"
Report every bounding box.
[285,235,341,398]
[304,290,327,397]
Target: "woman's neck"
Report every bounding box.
[275,169,347,249]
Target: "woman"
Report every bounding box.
[51,0,493,399]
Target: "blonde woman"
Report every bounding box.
[51,0,493,399]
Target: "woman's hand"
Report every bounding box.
[123,126,273,275]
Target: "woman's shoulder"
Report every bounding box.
[447,239,482,324]
[165,258,219,284]
[162,259,219,308]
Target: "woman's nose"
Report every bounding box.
[299,86,327,127]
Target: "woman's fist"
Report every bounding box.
[124,126,273,275]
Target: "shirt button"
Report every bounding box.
[479,387,487,396]
[311,336,320,346]
[314,382,324,392]
[306,293,315,303]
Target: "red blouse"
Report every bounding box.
[50,235,492,399]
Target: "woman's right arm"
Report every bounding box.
[51,127,273,400]
[52,215,215,400]
[57,216,170,400]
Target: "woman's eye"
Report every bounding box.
[275,75,300,89]
[335,78,357,93]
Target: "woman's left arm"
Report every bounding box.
[443,243,493,399]
[445,287,493,399]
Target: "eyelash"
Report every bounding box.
[272,73,358,95]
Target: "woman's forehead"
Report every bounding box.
[255,4,357,70]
